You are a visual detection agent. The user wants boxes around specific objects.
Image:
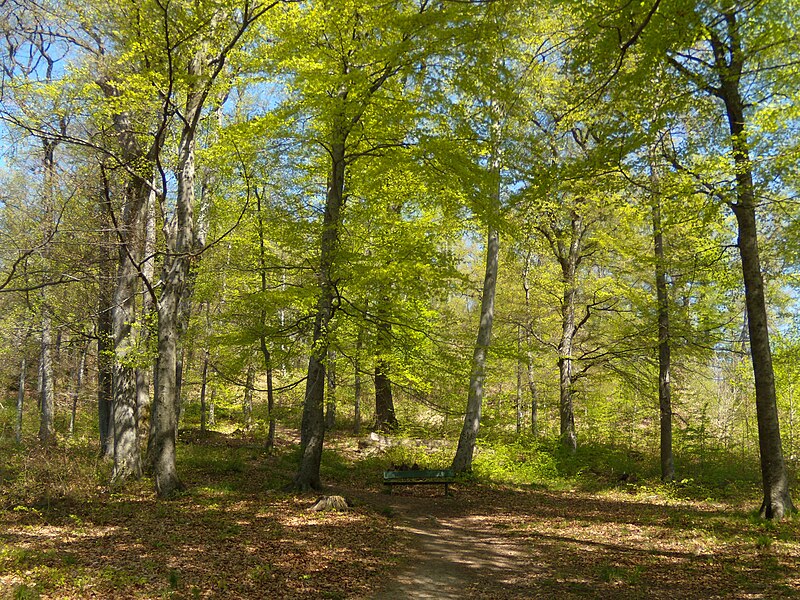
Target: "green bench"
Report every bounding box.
[382,469,456,495]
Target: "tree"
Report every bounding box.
[280,0,444,490]
[661,0,797,519]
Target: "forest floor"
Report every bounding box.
[2,429,800,599]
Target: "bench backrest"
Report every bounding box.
[383,469,455,480]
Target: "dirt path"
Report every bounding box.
[365,493,532,599]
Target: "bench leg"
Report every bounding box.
[444,482,449,496]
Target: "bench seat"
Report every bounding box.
[382,469,455,495]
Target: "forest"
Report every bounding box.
[2,0,800,597]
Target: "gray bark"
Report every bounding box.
[136,187,157,439]
[110,189,145,484]
[452,123,502,473]
[452,224,499,472]
[209,388,216,426]
[150,60,202,497]
[325,350,337,431]
[556,213,581,453]
[539,205,588,453]
[255,190,276,450]
[652,189,674,482]
[243,363,255,428]
[69,343,87,437]
[293,127,345,491]
[353,326,364,435]
[15,357,25,444]
[515,326,523,436]
[522,252,537,436]
[147,0,268,497]
[265,360,276,451]
[374,301,398,432]
[38,311,54,444]
[711,11,793,518]
[200,350,208,434]
[98,288,114,458]
[292,29,402,490]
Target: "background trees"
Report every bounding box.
[1,0,799,518]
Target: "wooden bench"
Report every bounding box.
[382,469,455,495]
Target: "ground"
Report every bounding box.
[2,430,800,599]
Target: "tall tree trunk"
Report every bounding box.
[293,125,347,491]
[153,281,184,497]
[550,209,584,453]
[150,39,217,496]
[38,311,55,444]
[452,223,499,472]
[136,187,157,440]
[16,356,26,444]
[200,350,208,434]
[258,338,276,451]
[110,185,145,485]
[265,361,276,451]
[150,86,201,498]
[558,282,577,452]
[522,252,538,437]
[98,284,114,458]
[243,363,255,428]
[291,41,398,488]
[69,343,87,437]
[325,350,337,431]
[209,388,216,426]
[652,189,674,481]
[515,325,523,436]
[374,299,398,432]
[255,190,276,450]
[452,122,502,473]
[712,23,794,518]
[175,349,185,425]
[353,326,364,435]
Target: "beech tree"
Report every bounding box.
[277,0,448,491]
[661,0,797,519]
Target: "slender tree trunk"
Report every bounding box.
[527,353,538,437]
[353,326,363,435]
[293,126,347,491]
[243,363,255,428]
[516,325,523,436]
[136,187,157,440]
[550,209,585,453]
[209,389,216,426]
[38,311,55,444]
[325,350,337,431]
[37,85,59,446]
[522,253,538,437]
[452,223,499,472]
[452,121,502,472]
[150,117,199,498]
[98,290,114,458]
[255,190,276,450]
[69,344,87,437]
[374,300,398,432]
[558,279,577,452]
[652,191,674,481]
[175,349,185,424]
[16,357,26,444]
[265,361,275,451]
[714,35,794,518]
[199,350,208,434]
[150,44,213,496]
[259,337,276,451]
